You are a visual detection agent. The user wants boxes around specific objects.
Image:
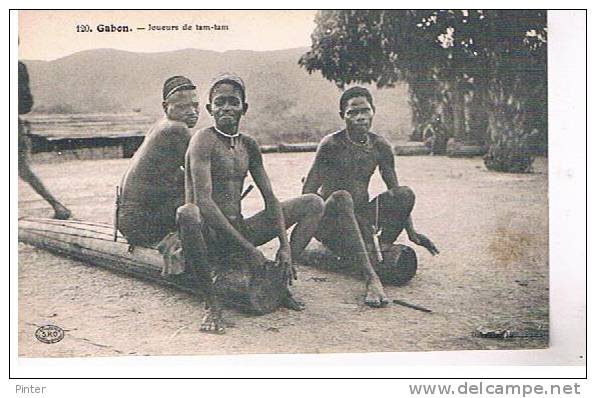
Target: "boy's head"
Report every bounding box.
[162,76,199,128]
[207,73,248,132]
[208,73,246,103]
[339,86,375,134]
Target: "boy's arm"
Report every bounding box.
[377,136,399,190]
[377,137,438,255]
[377,137,417,237]
[377,137,417,236]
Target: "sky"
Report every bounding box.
[18,10,318,61]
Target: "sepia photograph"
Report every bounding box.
[12,9,583,370]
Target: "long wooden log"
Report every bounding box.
[277,143,318,153]
[18,217,286,315]
[393,142,431,156]
[446,144,487,158]
[259,143,318,154]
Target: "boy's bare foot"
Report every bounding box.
[200,307,226,334]
[52,203,72,220]
[282,290,305,311]
[364,277,389,308]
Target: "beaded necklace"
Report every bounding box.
[213,126,240,149]
[344,130,373,151]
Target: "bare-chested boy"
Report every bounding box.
[303,87,439,308]
[179,73,324,333]
[118,76,199,246]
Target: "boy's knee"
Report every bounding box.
[389,186,415,207]
[303,193,325,214]
[329,190,354,209]
[176,203,202,227]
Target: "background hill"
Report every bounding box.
[24,48,412,144]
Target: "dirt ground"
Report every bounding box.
[18,153,549,357]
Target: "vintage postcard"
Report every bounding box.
[13,9,585,372]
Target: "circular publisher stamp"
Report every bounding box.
[35,325,64,344]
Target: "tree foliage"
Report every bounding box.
[300,10,547,172]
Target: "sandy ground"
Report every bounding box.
[18,153,549,357]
